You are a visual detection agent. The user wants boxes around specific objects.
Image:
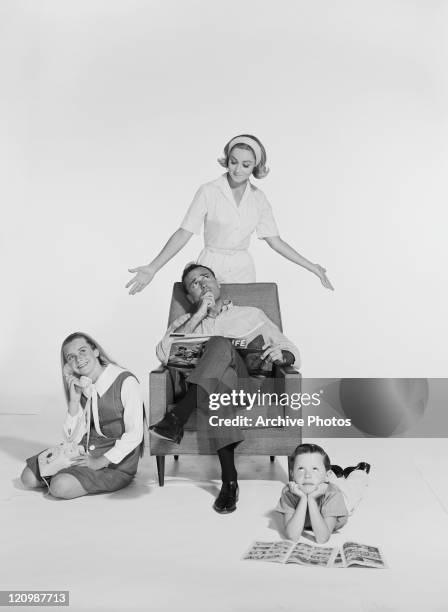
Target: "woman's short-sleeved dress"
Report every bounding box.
[180,174,279,283]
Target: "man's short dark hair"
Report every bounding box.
[181,264,216,292]
[290,443,331,471]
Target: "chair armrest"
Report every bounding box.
[273,365,302,418]
[149,367,174,423]
[273,365,301,387]
[277,365,299,376]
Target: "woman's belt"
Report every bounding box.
[203,246,249,255]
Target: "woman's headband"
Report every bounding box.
[227,136,262,166]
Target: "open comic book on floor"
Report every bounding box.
[167,321,275,376]
[242,540,387,569]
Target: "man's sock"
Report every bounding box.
[171,383,206,425]
[217,443,238,482]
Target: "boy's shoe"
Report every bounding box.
[149,412,184,444]
[330,464,344,478]
[343,462,371,478]
[213,481,239,514]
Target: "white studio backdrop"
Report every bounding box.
[1,0,447,416]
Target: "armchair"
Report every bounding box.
[150,282,301,485]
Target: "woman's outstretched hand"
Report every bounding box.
[263,236,334,290]
[126,265,155,295]
[314,264,334,291]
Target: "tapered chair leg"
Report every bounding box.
[270,456,275,462]
[156,456,165,486]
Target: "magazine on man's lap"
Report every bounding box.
[167,322,274,375]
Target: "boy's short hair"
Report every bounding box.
[291,443,331,471]
[181,263,216,292]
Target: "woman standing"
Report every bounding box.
[126,134,333,291]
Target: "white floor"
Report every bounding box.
[1,414,448,612]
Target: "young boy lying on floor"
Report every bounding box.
[276,443,370,543]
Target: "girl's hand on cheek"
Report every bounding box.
[67,376,82,403]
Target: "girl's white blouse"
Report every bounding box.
[63,364,144,465]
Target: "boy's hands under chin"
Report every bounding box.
[289,481,329,499]
[288,481,307,498]
[307,482,329,499]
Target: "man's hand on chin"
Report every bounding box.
[197,291,215,316]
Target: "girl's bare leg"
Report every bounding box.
[49,473,88,499]
[20,466,45,489]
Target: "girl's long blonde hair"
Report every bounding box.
[60,332,118,403]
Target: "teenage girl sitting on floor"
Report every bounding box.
[21,332,144,499]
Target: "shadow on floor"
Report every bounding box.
[147,453,290,484]
[195,481,221,499]
[12,474,152,501]
[265,508,284,538]
[0,436,51,461]
[106,477,153,500]
[265,509,318,543]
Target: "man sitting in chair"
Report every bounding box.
[150,263,300,514]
